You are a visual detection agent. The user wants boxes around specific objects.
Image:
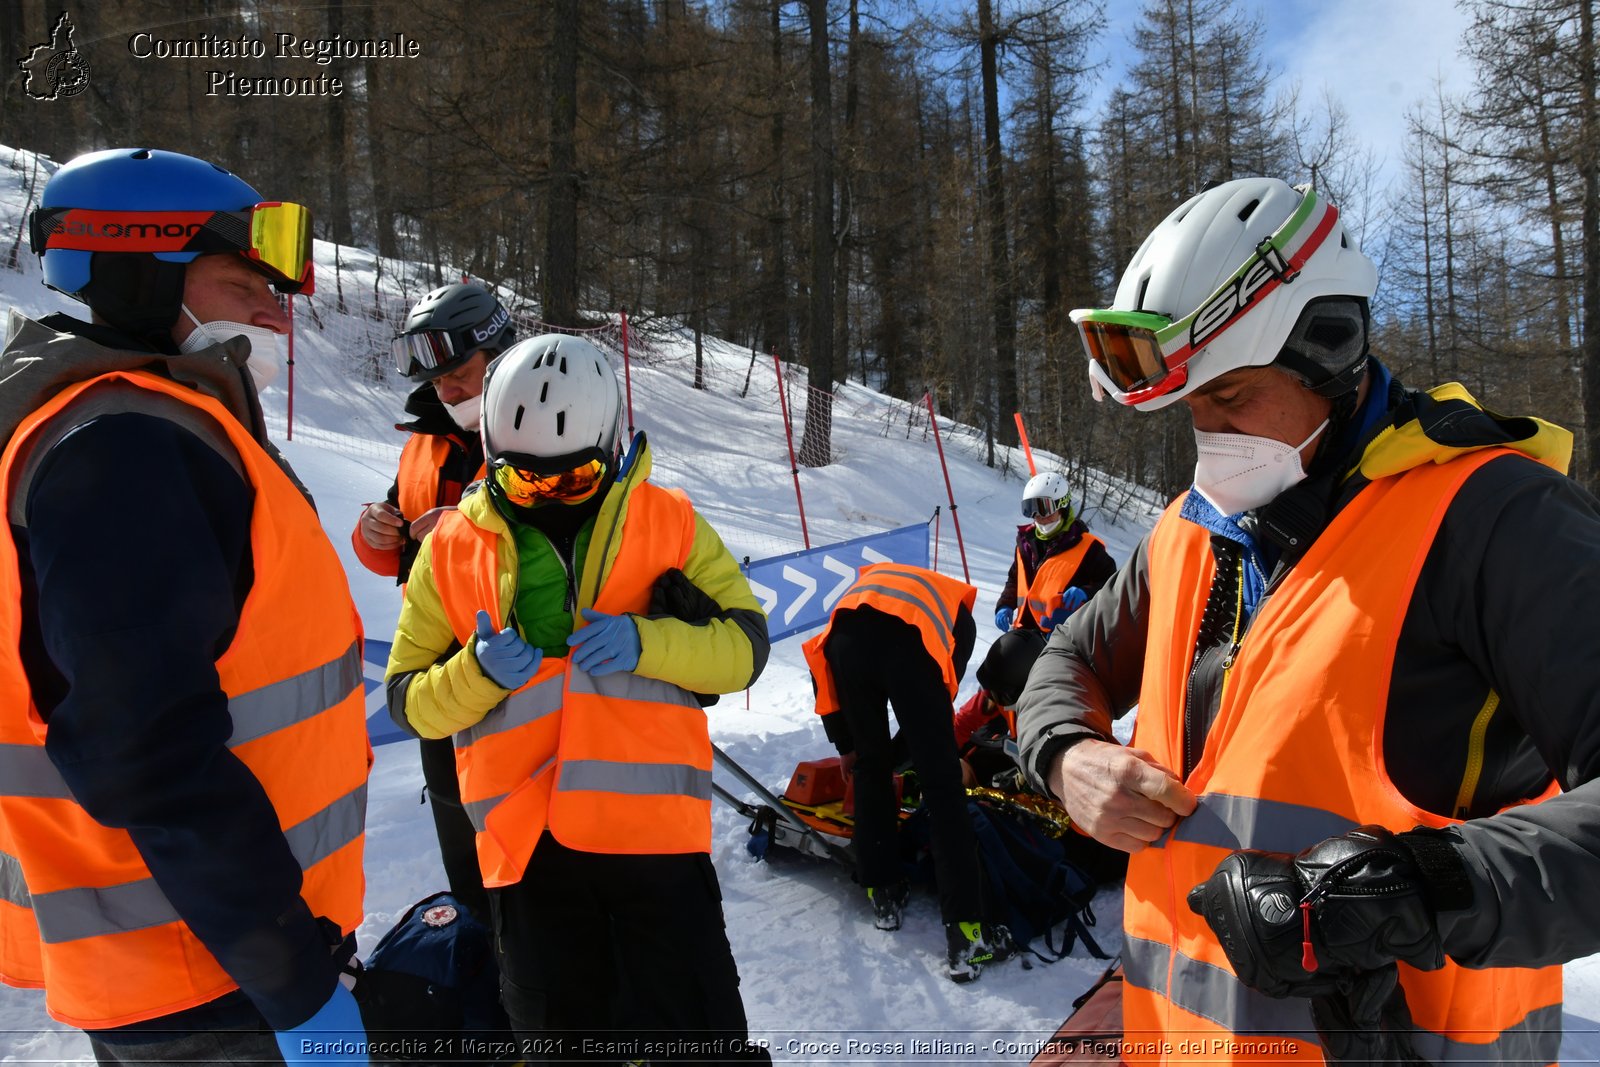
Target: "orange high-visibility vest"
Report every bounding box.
[396,433,483,522]
[1015,533,1101,628]
[1123,450,1561,1065]
[0,371,369,1030]
[427,481,704,886]
[803,563,977,717]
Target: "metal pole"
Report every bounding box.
[285,297,296,441]
[620,308,636,434]
[924,390,969,582]
[772,351,811,549]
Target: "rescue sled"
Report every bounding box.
[711,747,917,868]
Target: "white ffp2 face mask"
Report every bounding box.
[177,305,282,391]
[444,394,482,432]
[1192,418,1329,517]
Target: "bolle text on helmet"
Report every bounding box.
[1189,239,1297,350]
[472,306,511,344]
[49,218,204,240]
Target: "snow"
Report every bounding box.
[2,143,1599,1063]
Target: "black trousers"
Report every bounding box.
[826,610,984,924]
[488,833,768,1065]
[419,735,491,922]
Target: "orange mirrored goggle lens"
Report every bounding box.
[1078,320,1169,393]
[495,459,607,505]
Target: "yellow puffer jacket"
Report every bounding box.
[386,434,768,740]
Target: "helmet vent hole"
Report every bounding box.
[559,357,568,374]
[131,149,151,160]
[539,382,549,403]
[1135,275,1151,311]
[1236,198,1260,222]
[513,406,525,431]
[556,412,566,436]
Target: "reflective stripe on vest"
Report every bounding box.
[1015,535,1096,625]
[0,371,369,1029]
[1123,450,1561,1065]
[429,478,705,880]
[21,781,364,945]
[806,563,977,717]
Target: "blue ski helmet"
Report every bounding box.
[30,149,277,338]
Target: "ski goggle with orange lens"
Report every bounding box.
[494,459,608,506]
[1071,188,1342,405]
[30,201,315,294]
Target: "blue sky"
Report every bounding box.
[1087,0,1474,189]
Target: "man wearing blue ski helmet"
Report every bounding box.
[1,148,368,1067]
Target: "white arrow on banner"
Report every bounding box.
[822,554,856,612]
[747,578,779,617]
[781,564,817,625]
[862,546,891,564]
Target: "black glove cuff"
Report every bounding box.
[1396,826,1473,913]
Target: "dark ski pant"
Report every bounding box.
[489,832,769,1065]
[88,1017,278,1065]
[826,609,984,924]
[420,734,491,922]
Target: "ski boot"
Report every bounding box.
[867,881,909,931]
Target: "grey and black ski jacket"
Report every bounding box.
[1016,367,1600,970]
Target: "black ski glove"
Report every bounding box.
[650,567,723,623]
[1187,825,1470,1065]
[649,567,723,707]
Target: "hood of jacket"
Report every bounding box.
[1351,380,1571,482]
[0,313,270,455]
[0,313,311,502]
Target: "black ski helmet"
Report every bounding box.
[975,628,1047,708]
[393,282,515,381]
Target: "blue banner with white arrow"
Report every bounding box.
[362,637,414,748]
[742,522,930,642]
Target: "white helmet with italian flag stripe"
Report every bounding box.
[1070,178,1377,411]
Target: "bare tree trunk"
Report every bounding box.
[978,0,1019,448]
[832,0,860,385]
[543,0,581,327]
[761,0,790,359]
[324,0,353,246]
[800,0,834,466]
[1580,0,1600,490]
[363,0,398,260]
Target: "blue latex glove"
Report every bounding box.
[474,609,542,689]
[274,982,369,1065]
[994,606,1014,632]
[567,608,642,676]
[1041,587,1090,631]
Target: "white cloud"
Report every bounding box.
[1266,0,1475,181]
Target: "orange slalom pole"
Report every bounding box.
[1014,412,1036,475]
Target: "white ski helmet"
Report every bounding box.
[1070,178,1377,411]
[481,334,623,472]
[1021,471,1072,521]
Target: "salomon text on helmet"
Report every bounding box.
[1070,177,1377,410]
[392,282,515,381]
[29,148,314,339]
[1020,471,1073,522]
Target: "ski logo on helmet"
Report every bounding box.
[472,306,510,344]
[1190,238,1298,351]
